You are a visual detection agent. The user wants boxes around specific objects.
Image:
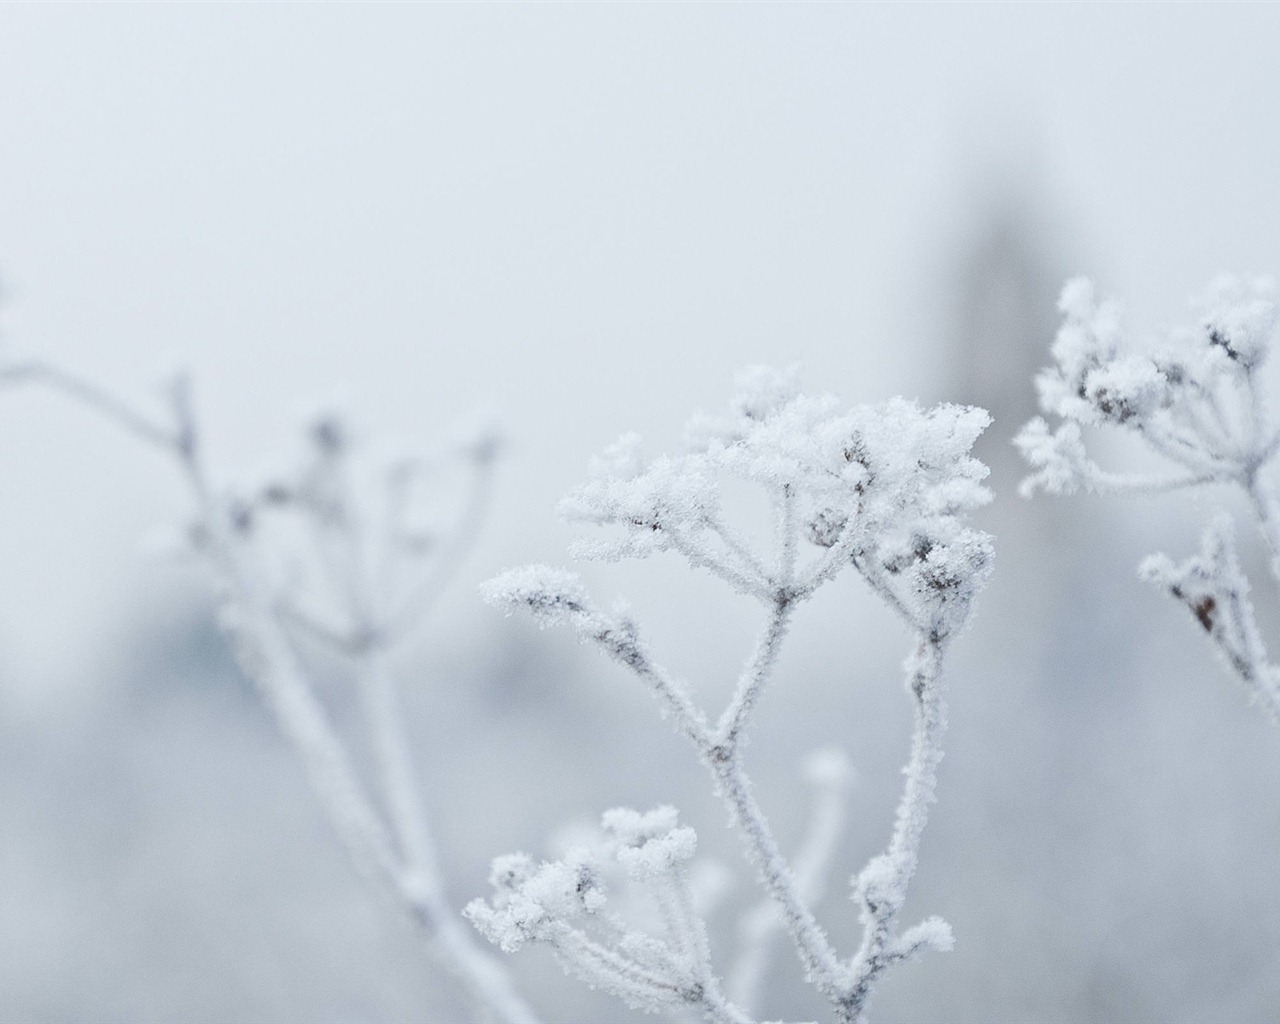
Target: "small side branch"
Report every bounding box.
[1019,276,1280,735]
[1142,517,1280,724]
[849,549,919,630]
[731,749,853,1011]
[706,512,774,589]
[469,809,753,1023]
[355,643,440,889]
[714,597,794,750]
[9,358,541,1024]
[1015,417,1219,499]
[484,567,714,750]
[665,524,775,602]
[226,593,401,885]
[1,360,178,451]
[385,451,497,642]
[708,746,845,1009]
[842,635,953,1023]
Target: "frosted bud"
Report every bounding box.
[1197,274,1277,369]
[603,806,697,879]
[1083,355,1168,424]
[602,805,679,846]
[891,916,955,958]
[481,566,594,627]
[489,853,537,891]
[616,827,697,879]
[806,507,850,548]
[1046,278,1125,411]
[1014,419,1092,497]
[854,854,900,915]
[731,363,802,421]
[1057,276,1096,321]
[590,432,646,480]
[465,853,607,953]
[1138,515,1242,637]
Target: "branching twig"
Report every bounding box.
[4,358,539,1024]
[731,749,853,1011]
[475,367,992,1022]
[1019,275,1280,725]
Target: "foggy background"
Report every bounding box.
[3,5,1280,1022]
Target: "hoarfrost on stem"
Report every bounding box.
[0,359,538,1024]
[1017,275,1280,720]
[476,366,993,1023]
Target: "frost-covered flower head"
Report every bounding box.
[553,365,992,632]
[464,847,608,954]
[1020,275,1280,498]
[1019,275,1280,727]
[465,806,700,954]
[179,405,503,657]
[466,807,726,1018]
[477,369,991,1021]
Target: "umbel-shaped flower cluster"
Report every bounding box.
[0,360,538,1024]
[467,807,740,1020]
[557,365,992,640]
[1018,276,1279,498]
[1018,276,1280,720]
[475,367,993,1023]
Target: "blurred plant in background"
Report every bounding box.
[1019,276,1280,720]
[0,361,536,1022]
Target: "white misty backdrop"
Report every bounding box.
[2,5,1280,1023]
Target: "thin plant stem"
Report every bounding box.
[844,635,947,1022]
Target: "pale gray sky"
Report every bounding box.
[2,3,1279,713]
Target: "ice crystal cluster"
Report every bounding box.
[475,367,993,1023]
[1018,276,1280,719]
[466,807,736,1019]
[524,364,992,638]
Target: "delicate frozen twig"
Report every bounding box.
[845,637,955,1019]
[731,750,854,1011]
[3,359,539,1024]
[1018,275,1280,723]
[1016,418,1217,498]
[1141,517,1280,722]
[479,367,993,1022]
[0,360,178,450]
[715,598,794,752]
[709,738,844,1008]
[483,566,713,750]
[384,432,499,642]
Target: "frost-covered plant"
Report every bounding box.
[1017,276,1280,720]
[468,806,742,1021]
[471,367,994,1023]
[0,361,536,1023]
